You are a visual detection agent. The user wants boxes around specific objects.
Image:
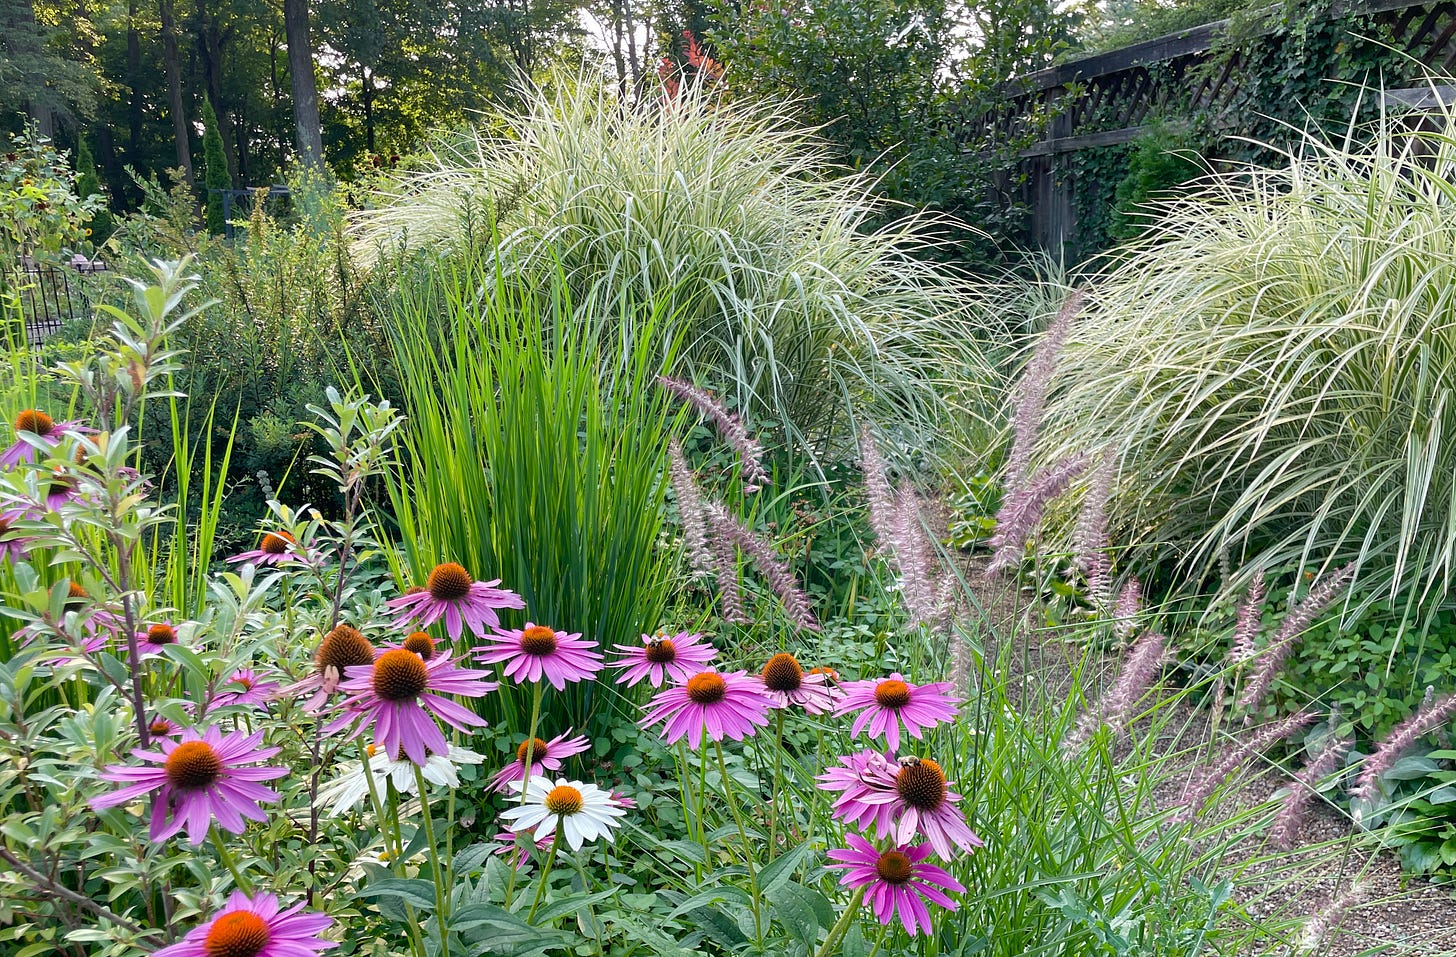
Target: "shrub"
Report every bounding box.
[349,77,1002,456]
[1026,91,1456,626]
[201,99,229,235]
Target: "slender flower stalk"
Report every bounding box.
[1228,570,1267,665]
[1174,711,1316,822]
[655,375,769,488]
[705,502,819,631]
[1239,564,1354,712]
[1271,731,1349,849]
[859,423,897,552]
[1004,288,1085,494]
[709,529,748,625]
[1112,576,1142,641]
[1073,454,1114,610]
[1351,692,1456,805]
[987,453,1092,577]
[668,440,714,578]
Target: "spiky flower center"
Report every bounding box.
[316,624,374,675]
[202,910,272,957]
[259,531,294,555]
[14,409,54,435]
[544,784,584,815]
[164,741,224,790]
[895,758,946,811]
[519,625,558,657]
[761,653,804,692]
[148,718,174,736]
[517,737,550,764]
[686,672,727,704]
[403,631,436,660]
[644,638,677,664]
[147,623,177,645]
[874,679,912,710]
[874,850,914,885]
[236,674,254,690]
[372,649,429,701]
[808,666,838,680]
[65,581,88,605]
[426,563,473,602]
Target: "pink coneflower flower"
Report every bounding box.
[227,530,304,566]
[328,650,497,765]
[611,630,717,688]
[91,726,286,844]
[759,652,836,714]
[137,622,183,656]
[20,582,122,659]
[400,631,438,660]
[640,669,775,749]
[834,673,958,752]
[147,714,184,738]
[488,730,591,794]
[819,752,984,860]
[278,624,377,712]
[493,828,553,867]
[0,510,30,562]
[500,775,628,850]
[152,890,335,957]
[475,623,603,690]
[213,668,281,709]
[826,835,964,936]
[386,562,524,640]
[42,468,83,511]
[0,409,91,468]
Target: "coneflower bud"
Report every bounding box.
[987,453,1091,577]
[1228,570,1266,666]
[1174,711,1315,822]
[1351,692,1456,805]
[1239,564,1354,713]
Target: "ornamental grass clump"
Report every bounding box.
[350,77,1000,452]
[1024,90,1456,622]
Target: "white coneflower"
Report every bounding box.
[319,744,486,815]
[500,775,628,850]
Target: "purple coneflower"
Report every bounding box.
[278,623,377,712]
[639,669,775,748]
[819,752,983,860]
[826,835,964,936]
[146,714,184,738]
[500,775,628,850]
[42,468,83,511]
[474,623,603,690]
[611,630,717,688]
[488,730,591,794]
[152,890,335,957]
[0,510,30,562]
[213,668,281,709]
[386,562,524,640]
[1,409,91,468]
[91,726,286,844]
[137,622,182,656]
[328,649,497,766]
[759,652,836,714]
[227,530,304,566]
[834,673,958,752]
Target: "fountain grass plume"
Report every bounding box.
[1112,576,1143,641]
[706,501,819,631]
[1351,691,1456,805]
[1004,288,1085,493]
[893,481,953,633]
[657,375,769,489]
[987,453,1091,577]
[1074,453,1114,610]
[1295,881,1368,954]
[1228,570,1267,665]
[668,440,713,579]
[1238,564,1354,713]
[1066,628,1167,749]
[1174,710,1316,822]
[859,423,896,554]
[1271,729,1349,850]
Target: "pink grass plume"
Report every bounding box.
[1174,710,1316,822]
[1351,691,1456,805]
[987,452,1091,577]
[656,376,769,489]
[1238,564,1354,713]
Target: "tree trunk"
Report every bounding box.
[159,0,194,182]
[362,68,375,154]
[284,0,323,168]
[126,0,142,156]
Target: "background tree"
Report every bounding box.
[201,97,230,233]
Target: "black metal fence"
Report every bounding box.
[5,259,109,344]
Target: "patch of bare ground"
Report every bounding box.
[959,554,1456,957]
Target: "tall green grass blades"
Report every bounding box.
[350,77,1002,456]
[1027,89,1456,624]
[383,257,681,734]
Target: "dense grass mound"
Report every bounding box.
[350,78,1000,453]
[1031,98,1456,620]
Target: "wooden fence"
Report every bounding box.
[985,0,1456,253]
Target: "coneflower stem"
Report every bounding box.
[573,852,604,956]
[715,739,763,947]
[412,763,451,955]
[770,709,784,851]
[677,741,706,875]
[505,681,545,909]
[527,838,561,923]
[815,885,867,957]
[209,826,253,896]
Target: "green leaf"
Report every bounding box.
[767,880,830,950]
[356,877,437,910]
[758,837,815,893]
[667,885,753,920]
